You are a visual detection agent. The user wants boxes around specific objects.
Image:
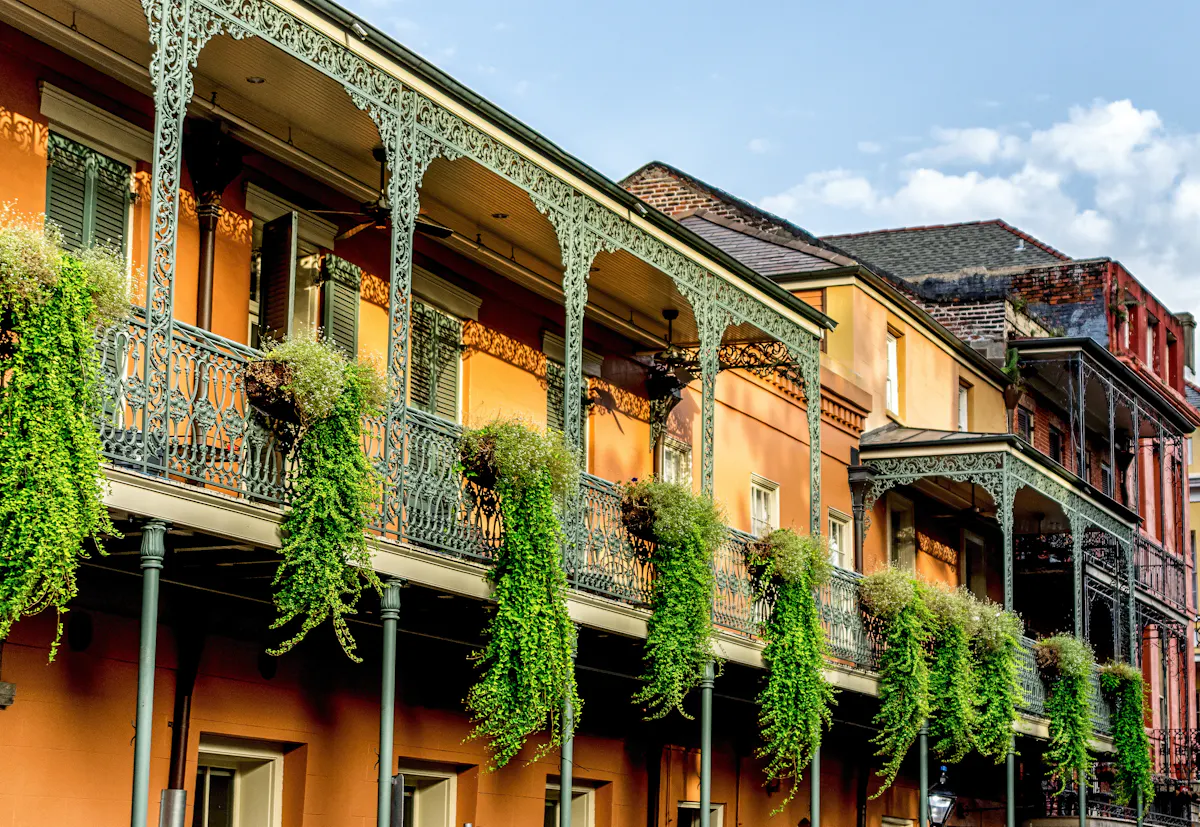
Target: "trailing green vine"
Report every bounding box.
[253,335,385,661]
[746,529,835,811]
[860,567,931,796]
[623,478,726,720]
[972,598,1024,763]
[1036,635,1095,795]
[1099,660,1153,806]
[460,420,580,770]
[924,584,977,763]
[0,209,126,659]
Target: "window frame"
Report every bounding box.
[658,435,693,487]
[396,765,457,827]
[957,381,971,432]
[1048,425,1064,466]
[886,491,915,573]
[545,783,596,827]
[1016,406,1034,443]
[194,737,285,827]
[677,802,725,827]
[827,508,851,569]
[885,331,900,415]
[750,474,780,536]
[409,299,464,423]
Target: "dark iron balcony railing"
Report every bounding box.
[94,314,1115,733]
[1136,536,1190,613]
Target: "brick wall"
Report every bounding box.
[922,300,1008,344]
[622,164,814,240]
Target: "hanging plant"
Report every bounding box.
[924,584,977,763]
[0,208,127,659]
[621,478,726,719]
[972,598,1025,763]
[252,335,386,661]
[1099,660,1154,806]
[1035,634,1096,795]
[860,567,931,796]
[745,528,836,811]
[460,419,581,770]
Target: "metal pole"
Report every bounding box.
[1006,737,1016,827]
[918,722,929,827]
[377,578,404,827]
[559,693,574,827]
[1136,788,1143,826]
[810,746,821,827]
[699,660,715,827]
[131,520,168,827]
[1078,775,1087,827]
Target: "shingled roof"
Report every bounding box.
[822,220,1070,279]
[678,212,854,276]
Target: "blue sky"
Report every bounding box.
[344,0,1200,321]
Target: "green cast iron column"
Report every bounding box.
[699,660,715,827]
[810,746,821,827]
[918,722,929,827]
[1006,737,1016,827]
[1079,775,1087,827]
[377,578,404,827]
[560,693,574,827]
[131,520,168,827]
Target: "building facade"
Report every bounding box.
[0,4,1193,827]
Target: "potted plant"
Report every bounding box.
[1002,348,1024,410]
[244,356,301,425]
[620,479,659,546]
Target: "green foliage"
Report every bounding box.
[627,478,725,719]
[0,210,127,658]
[260,333,385,427]
[464,420,580,770]
[1002,348,1022,383]
[972,600,1024,763]
[265,346,383,661]
[924,584,976,763]
[459,418,579,499]
[861,568,931,796]
[1099,661,1153,806]
[1036,635,1095,794]
[751,529,835,811]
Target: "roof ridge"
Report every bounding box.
[821,218,1071,261]
[684,209,857,267]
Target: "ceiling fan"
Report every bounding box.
[311,146,453,241]
[645,309,697,403]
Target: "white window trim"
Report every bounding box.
[828,507,851,568]
[541,331,603,378]
[957,383,970,432]
[546,782,596,827]
[195,736,285,827]
[245,182,338,250]
[414,264,481,322]
[40,82,152,164]
[886,491,915,572]
[885,332,900,414]
[750,473,780,535]
[658,435,693,486]
[397,765,457,827]
[678,801,725,827]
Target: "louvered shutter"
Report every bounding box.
[45,135,88,252]
[433,311,460,420]
[258,212,298,343]
[409,301,435,411]
[320,254,361,357]
[45,132,131,255]
[546,359,587,463]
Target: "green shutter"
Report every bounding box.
[45,132,130,254]
[258,212,298,343]
[321,254,361,357]
[409,300,460,420]
[546,360,565,432]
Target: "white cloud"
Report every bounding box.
[857,140,883,154]
[748,138,771,154]
[758,99,1200,318]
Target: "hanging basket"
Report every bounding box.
[244,359,300,425]
[741,537,775,590]
[620,487,659,547]
[458,436,499,490]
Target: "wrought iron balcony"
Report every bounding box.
[95,314,1114,734]
[1136,536,1190,614]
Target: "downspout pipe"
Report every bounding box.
[699,661,715,827]
[377,578,405,827]
[131,520,169,827]
[161,622,204,827]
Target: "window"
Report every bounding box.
[1101,462,1114,497]
[192,738,284,827]
[885,332,900,414]
[750,476,779,536]
[396,766,456,827]
[544,784,595,827]
[887,492,915,573]
[45,132,132,254]
[659,436,692,486]
[410,300,462,421]
[1048,426,1064,465]
[677,803,725,827]
[957,382,970,432]
[828,509,850,569]
[1016,407,1033,443]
